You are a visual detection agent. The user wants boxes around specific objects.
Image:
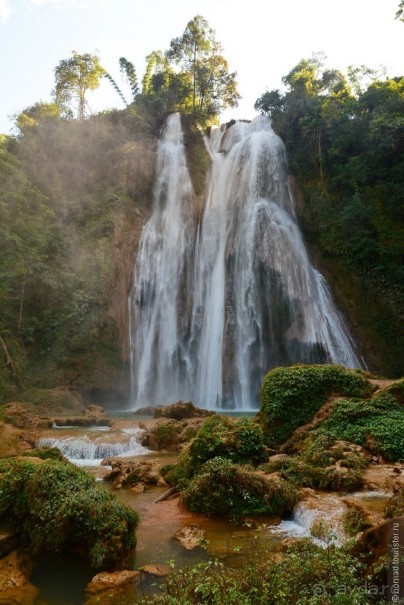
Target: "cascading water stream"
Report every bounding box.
[129,113,196,405]
[37,430,149,466]
[129,114,362,410]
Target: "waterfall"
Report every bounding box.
[38,432,148,466]
[129,113,196,405]
[129,114,362,410]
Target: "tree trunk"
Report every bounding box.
[155,486,178,503]
[18,274,26,332]
[0,334,25,389]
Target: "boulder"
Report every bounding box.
[86,570,140,595]
[352,520,389,570]
[84,570,140,605]
[52,405,111,427]
[139,417,206,451]
[133,406,157,416]
[139,564,171,577]
[0,550,38,605]
[0,530,17,558]
[103,460,165,488]
[2,403,51,430]
[154,401,214,420]
[173,525,206,550]
[385,481,404,518]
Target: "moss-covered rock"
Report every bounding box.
[0,458,139,569]
[260,434,368,491]
[188,415,267,471]
[260,365,374,446]
[318,391,404,462]
[182,457,297,521]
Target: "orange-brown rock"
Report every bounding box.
[139,564,171,577]
[2,404,51,430]
[86,570,140,594]
[153,401,214,420]
[84,569,140,605]
[173,525,206,550]
[52,405,111,427]
[352,520,390,570]
[102,460,164,488]
[0,550,38,605]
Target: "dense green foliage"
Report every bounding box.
[0,104,157,402]
[164,415,267,490]
[53,52,104,120]
[163,416,286,520]
[187,415,267,470]
[140,539,379,604]
[0,458,138,568]
[260,364,373,446]
[138,16,239,127]
[318,391,404,461]
[262,434,367,491]
[256,57,403,375]
[182,457,297,520]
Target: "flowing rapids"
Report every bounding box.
[129,114,362,410]
[37,431,148,466]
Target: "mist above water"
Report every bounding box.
[129,114,361,410]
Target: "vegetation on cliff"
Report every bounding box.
[256,57,403,376]
[0,457,138,569]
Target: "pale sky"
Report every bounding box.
[0,0,403,134]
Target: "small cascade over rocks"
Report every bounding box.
[129,114,362,410]
[37,430,148,466]
[273,495,347,546]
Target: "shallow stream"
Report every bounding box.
[29,420,391,605]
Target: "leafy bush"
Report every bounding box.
[187,415,267,472]
[260,364,373,446]
[21,447,66,461]
[139,539,374,605]
[0,458,138,568]
[318,392,404,461]
[182,457,297,521]
[260,434,367,491]
[342,507,372,536]
[162,415,268,491]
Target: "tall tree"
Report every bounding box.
[53,52,104,120]
[165,15,240,122]
[104,58,139,106]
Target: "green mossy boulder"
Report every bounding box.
[182,457,297,521]
[0,458,139,569]
[260,365,374,446]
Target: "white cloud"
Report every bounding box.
[0,0,11,23]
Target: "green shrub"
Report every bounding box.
[21,447,66,461]
[319,392,404,461]
[0,458,138,568]
[182,457,297,521]
[260,434,367,491]
[139,539,373,605]
[382,379,404,405]
[163,415,268,492]
[152,421,182,449]
[342,507,372,536]
[260,365,373,446]
[187,415,267,472]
